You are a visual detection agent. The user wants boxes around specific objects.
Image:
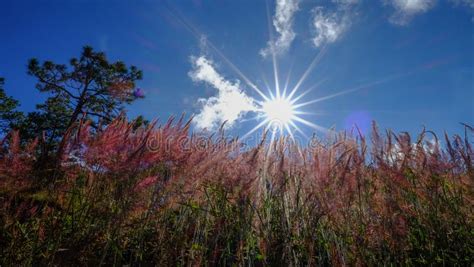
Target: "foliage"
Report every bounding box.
[21,46,143,157]
[0,117,472,265]
[27,46,142,127]
[0,78,24,134]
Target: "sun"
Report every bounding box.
[241,66,332,141]
[217,42,341,141]
[261,96,295,130]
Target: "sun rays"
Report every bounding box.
[252,82,327,139]
[238,15,335,142]
[165,2,425,144]
[261,96,295,127]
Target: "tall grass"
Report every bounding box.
[0,117,472,265]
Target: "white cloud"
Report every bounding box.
[450,0,474,9]
[387,138,440,166]
[189,56,258,130]
[260,0,300,57]
[385,0,436,25]
[450,0,474,20]
[333,0,360,6]
[311,5,353,47]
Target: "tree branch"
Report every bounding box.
[37,76,80,100]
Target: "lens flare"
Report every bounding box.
[261,96,295,129]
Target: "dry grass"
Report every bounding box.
[0,117,473,265]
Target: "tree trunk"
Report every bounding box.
[55,87,88,163]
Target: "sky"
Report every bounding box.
[1,0,473,142]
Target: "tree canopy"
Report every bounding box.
[27,46,143,131]
[0,77,24,135]
[0,46,145,160]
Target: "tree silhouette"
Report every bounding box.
[25,46,143,157]
[0,78,24,135]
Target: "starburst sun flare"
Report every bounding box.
[254,88,309,140]
[183,0,426,142]
[238,43,333,142]
[261,95,295,128]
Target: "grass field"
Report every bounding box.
[1,117,472,265]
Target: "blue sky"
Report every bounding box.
[1,0,473,141]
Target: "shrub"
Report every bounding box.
[0,118,472,265]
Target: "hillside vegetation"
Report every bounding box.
[1,117,472,265]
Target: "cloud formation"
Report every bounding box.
[189,56,258,130]
[333,0,360,6]
[385,0,436,25]
[260,0,300,58]
[311,0,358,47]
[312,7,349,47]
[450,0,474,8]
[450,0,474,20]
